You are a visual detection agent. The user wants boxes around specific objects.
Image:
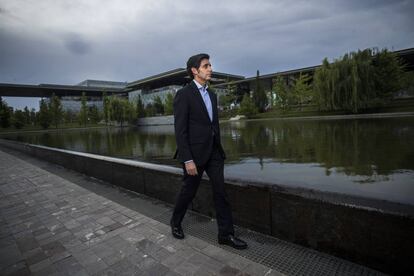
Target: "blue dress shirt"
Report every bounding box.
[193,80,213,122]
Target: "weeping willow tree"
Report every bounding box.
[372,49,405,100]
[313,48,404,113]
[109,96,135,126]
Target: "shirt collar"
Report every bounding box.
[193,79,208,92]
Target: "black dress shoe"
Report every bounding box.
[218,234,247,250]
[170,222,184,239]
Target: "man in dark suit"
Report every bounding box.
[170,53,247,250]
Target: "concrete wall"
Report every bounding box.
[1,138,413,275]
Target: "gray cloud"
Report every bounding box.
[64,33,92,55]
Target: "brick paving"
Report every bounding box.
[0,149,283,276]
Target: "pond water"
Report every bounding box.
[3,116,414,205]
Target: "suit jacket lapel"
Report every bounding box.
[190,81,211,122]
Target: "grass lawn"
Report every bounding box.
[220,98,414,120]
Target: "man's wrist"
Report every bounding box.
[184,160,194,164]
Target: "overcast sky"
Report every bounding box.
[1,0,413,110]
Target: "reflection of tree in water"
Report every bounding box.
[222,117,414,177]
[105,128,175,162]
[56,127,137,158]
[140,134,167,159]
[110,127,135,158]
[42,131,65,149]
[64,131,77,150]
[222,123,276,160]
[80,129,104,154]
[105,127,113,155]
[315,119,414,176]
[137,132,148,157]
[5,117,413,178]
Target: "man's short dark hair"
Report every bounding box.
[186,53,210,79]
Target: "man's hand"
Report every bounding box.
[185,161,198,176]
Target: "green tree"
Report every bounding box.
[23,106,30,125]
[49,93,63,128]
[123,99,135,124]
[219,94,232,110]
[219,82,238,110]
[29,108,37,126]
[12,110,25,129]
[292,73,313,109]
[313,58,333,111]
[109,96,123,125]
[103,92,110,125]
[63,110,76,124]
[313,48,394,113]
[228,82,246,104]
[136,95,145,118]
[79,92,88,126]
[239,94,258,117]
[109,96,133,126]
[317,48,405,113]
[88,105,100,124]
[401,71,414,96]
[38,98,51,129]
[145,103,156,117]
[372,49,405,102]
[348,49,376,112]
[153,95,164,115]
[272,76,291,110]
[219,80,237,109]
[252,70,268,112]
[164,93,174,115]
[0,97,12,128]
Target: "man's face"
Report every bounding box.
[192,59,212,84]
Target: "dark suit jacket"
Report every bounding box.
[173,81,226,166]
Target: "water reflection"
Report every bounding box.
[3,117,414,204]
[221,118,414,176]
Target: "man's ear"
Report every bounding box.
[191,67,198,76]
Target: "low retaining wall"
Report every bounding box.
[1,138,413,275]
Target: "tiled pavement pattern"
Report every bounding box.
[0,147,386,276]
[0,148,284,276]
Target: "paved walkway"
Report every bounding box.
[0,147,386,276]
[0,148,283,276]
